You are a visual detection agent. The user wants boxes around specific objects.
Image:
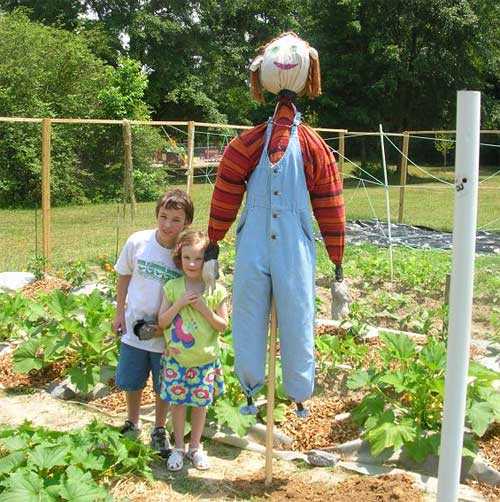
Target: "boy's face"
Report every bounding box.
[156,207,187,247]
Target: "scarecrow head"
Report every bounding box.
[249,32,321,102]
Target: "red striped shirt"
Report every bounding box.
[208,100,345,265]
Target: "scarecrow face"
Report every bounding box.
[258,34,312,95]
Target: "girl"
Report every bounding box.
[158,230,228,471]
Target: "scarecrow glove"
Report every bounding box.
[202,242,220,294]
[330,264,351,320]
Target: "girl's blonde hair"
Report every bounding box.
[172,230,210,270]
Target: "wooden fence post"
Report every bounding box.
[122,119,136,219]
[41,118,52,270]
[186,121,195,195]
[338,130,345,179]
[398,132,410,223]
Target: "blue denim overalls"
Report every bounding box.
[232,112,316,404]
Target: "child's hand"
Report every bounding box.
[112,313,125,335]
[175,291,200,309]
[191,296,208,313]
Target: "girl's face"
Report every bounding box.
[181,243,205,280]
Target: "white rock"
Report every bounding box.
[71,282,109,296]
[307,449,339,467]
[0,272,36,292]
[333,412,351,423]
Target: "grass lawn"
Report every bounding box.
[0,161,498,272]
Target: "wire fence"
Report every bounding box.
[0,116,498,271]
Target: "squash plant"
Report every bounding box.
[347,332,500,462]
[0,293,29,341]
[13,290,118,393]
[0,420,155,500]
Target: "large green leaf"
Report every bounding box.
[367,419,416,456]
[1,470,49,501]
[419,339,446,371]
[347,369,372,390]
[0,435,28,451]
[28,444,68,471]
[213,399,256,437]
[27,303,48,321]
[380,332,416,360]
[58,466,109,501]
[44,291,77,321]
[12,337,44,373]
[351,394,385,425]
[468,362,499,384]
[378,371,408,393]
[43,332,71,361]
[70,447,105,471]
[0,450,25,475]
[467,402,495,437]
[68,366,100,394]
[404,433,433,463]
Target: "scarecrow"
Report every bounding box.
[204,32,346,416]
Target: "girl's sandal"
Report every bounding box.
[167,448,185,471]
[187,447,210,470]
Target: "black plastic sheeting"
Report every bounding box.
[334,220,499,254]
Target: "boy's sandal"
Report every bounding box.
[187,447,210,470]
[167,448,184,471]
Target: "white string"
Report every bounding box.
[345,179,362,205]
[477,216,500,231]
[383,133,455,186]
[479,168,500,185]
[408,134,500,149]
[327,145,385,186]
[361,180,386,238]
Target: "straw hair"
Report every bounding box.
[305,54,321,98]
[250,69,265,103]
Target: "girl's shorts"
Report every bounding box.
[159,356,224,407]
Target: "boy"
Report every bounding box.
[113,189,194,453]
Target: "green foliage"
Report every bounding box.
[98,57,149,120]
[0,11,163,207]
[434,133,455,168]
[209,332,256,436]
[315,333,368,378]
[59,260,91,288]
[0,293,29,341]
[133,167,171,202]
[26,255,47,281]
[0,420,155,500]
[347,333,500,461]
[12,290,118,393]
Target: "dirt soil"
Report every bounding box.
[21,275,72,298]
[315,279,495,340]
[478,423,500,471]
[0,353,68,391]
[281,395,360,451]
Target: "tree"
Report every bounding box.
[434,133,455,168]
[0,11,162,206]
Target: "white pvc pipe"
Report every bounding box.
[379,124,394,280]
[437,91,481,502]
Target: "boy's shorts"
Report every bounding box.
[115,342,162,394]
